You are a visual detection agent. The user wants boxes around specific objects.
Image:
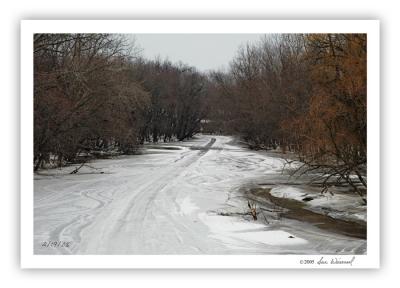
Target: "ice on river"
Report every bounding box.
[270,185,367,222]
[34,134,366,255]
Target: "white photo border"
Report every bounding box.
[20,20,380,269]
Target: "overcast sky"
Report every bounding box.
[132,34,264,72]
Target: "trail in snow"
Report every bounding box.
[34,135,366,254]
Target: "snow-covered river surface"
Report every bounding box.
[34,135,366,254]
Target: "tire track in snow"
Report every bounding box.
[76,137,216,253]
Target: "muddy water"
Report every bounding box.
[250,187,367,239]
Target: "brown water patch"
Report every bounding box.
[250,187,366,239]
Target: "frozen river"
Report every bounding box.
[34,135,366,254]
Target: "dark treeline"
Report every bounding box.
[34,34,206,170]
[132,58,206,143]
[34,33,367,198]
[206,34,367,198]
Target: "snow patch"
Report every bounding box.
[179,196,199,215]
[199,213,307,248]
[270,186,307,201]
